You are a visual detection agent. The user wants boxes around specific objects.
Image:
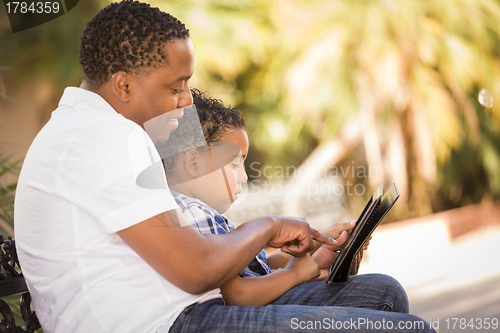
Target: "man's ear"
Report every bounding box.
[184,149,202,178]
[110,71,131,102]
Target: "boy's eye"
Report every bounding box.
[232,163,240,168]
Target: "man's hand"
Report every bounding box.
[266,217,336,256]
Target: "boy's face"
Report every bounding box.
[220,128,249,203]
[191,128,249,213]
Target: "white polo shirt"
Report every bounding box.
[14,87,222,333]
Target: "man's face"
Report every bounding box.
[128,37,195,140]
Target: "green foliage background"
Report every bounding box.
[1,0,500,228]
[0,1,500,330]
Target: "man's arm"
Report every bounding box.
[117,210,334,295]
[220,254,319,306]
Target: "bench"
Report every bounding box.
[0,235,41,333]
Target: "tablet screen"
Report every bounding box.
[327,183,399,284]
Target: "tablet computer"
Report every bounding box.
[327,183,399,284]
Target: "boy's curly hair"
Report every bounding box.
[193,88,246,143]
[79,0,189,89]
[160,88,246,172]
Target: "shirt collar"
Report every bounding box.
[170,190,235,231]
[171,190,218,214]
[58,87,117,115]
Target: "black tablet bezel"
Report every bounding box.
[327,183,399,284]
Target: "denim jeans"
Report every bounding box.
[168,274,436,332]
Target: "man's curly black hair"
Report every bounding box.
[79,0,189,89]
[161,88,246,173]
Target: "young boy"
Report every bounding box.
[161,89,359,306]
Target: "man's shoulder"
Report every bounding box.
[21,87,157,186]
[32,107,141,164]
[54,89,136,130]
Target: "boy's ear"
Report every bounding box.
[184,149,201,178]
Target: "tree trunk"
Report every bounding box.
[281,115,363,216]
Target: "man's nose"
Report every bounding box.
[178,84,193,108]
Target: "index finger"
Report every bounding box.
[310,228,337,247]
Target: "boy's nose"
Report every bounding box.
[239,166,248,184]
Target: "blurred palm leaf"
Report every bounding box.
[0,147,21,235]
[263,0,500,216]
[1,0,499,222]
[148,0,276,105]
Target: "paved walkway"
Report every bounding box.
[359,224,500,333]
[228,189,499,332]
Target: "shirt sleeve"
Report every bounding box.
[56,116,177,233]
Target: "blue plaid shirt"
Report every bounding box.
[172,190,271,277]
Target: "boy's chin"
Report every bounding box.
[212,201,232,214]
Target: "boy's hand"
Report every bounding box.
[349,249,364,276]
[284,253,320,283]
[304,221,354,279]
[348,235,372,275]
[362,235,372,251]
[310,233,373,281]
[310,244,338,281]
[267,217,336,256]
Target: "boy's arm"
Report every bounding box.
[220,254,319,306]
[267,252,291,270]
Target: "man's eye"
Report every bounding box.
[232,163,240,168]
[173,89,182,94]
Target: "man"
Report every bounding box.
[14,1,435,332]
